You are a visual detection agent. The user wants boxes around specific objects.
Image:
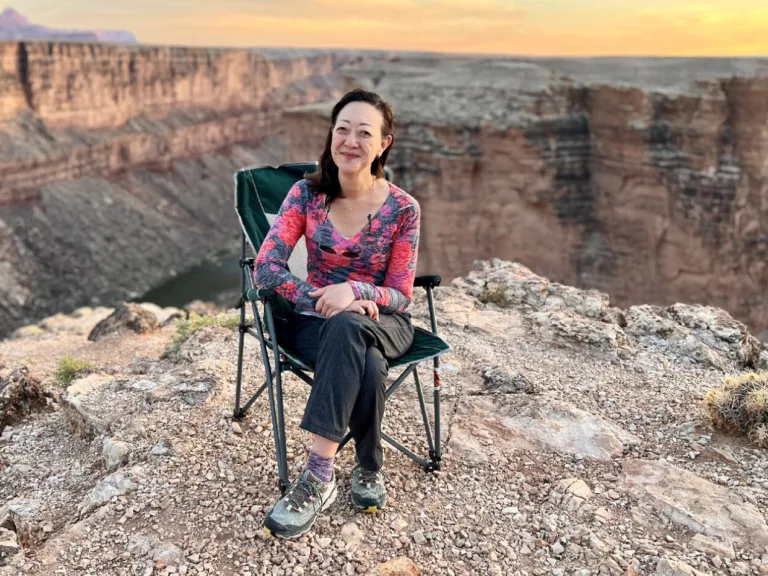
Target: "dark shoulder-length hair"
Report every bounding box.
[305,88,394,202]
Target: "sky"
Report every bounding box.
[10,0,768,56]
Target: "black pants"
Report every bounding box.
[274,310,414,471]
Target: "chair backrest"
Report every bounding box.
[234,161,394,281]
[234,161,316,280]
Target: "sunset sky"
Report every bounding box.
[11,0,768,56]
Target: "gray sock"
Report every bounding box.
[306,451,334,483]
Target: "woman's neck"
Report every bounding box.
[338,170,375,200]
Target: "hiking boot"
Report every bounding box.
[351,464,387,512]
[263,469,337,539]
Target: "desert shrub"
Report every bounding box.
[166,312,240,356]
[703,371,768,447]
[55,355,96,387]
[479,283,510,306]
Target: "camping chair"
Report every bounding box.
[232,161,451,493]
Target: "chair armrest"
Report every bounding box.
[246,288,277,302]
[414,275,441,289]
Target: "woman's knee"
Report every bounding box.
[361,347,388,392]
[319,311,367,339]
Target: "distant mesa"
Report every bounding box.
[0,7,137,43]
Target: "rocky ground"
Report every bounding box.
[2,259,768,576]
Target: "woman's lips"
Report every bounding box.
[341,152,359,159]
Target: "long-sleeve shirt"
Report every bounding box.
[254,178,421,316]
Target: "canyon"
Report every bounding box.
[285,56,768,337]
[0,40,365,336]
[2,42,768,339]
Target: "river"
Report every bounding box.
[134,247,244,311]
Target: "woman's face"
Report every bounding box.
[331,101,391,176]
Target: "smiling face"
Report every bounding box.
[331,101,392,176]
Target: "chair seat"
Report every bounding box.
[273,325,449,373]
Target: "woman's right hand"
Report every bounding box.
[345,299,379,321]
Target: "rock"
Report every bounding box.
[459,261,610,319]
[594,507,614,524]
[127,533,161,557]
[621,459,768,552]
[10,325,45,339]
[136,302,184,326]
[445,425,488,465]
[701,446,738,465]
[390,519,409,532]
[88,303,159,342]
[0,527,19,555]
[479,366,539,394]
[102,438,132,471]
[0,366,47,433]
[530,308,634,360]
[689,534,736,559]
[60,392,111,439]
[0,499,40,548]
[79,467,143,516]
[625,304,760,370]
[184,300,220,317]
[66,373,113,398]
[655,558,710,576]
[151,441,174,457]
[147,377,214,406]
[151,543,185,566]
[495,396,640,460]
[340,522,364,549]
[551,478,593,512]
[367,557,420,576]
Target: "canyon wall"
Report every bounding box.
[0,41,362,335]
[284,57,768,335]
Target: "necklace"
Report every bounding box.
[339,178,376,211]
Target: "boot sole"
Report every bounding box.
[351,493,386,513]
[263,483,338,540]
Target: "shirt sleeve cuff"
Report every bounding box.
[349,281,364,300]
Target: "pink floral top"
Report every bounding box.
[254,178,421,316]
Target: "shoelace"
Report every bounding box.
[357,467,387,488]
[285,477,323,512]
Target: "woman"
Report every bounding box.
[254,88,420,539]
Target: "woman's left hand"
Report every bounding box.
[309,283,356,318]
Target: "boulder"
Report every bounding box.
[621,459,768,553]
[0,366,47,433]
[496,396,640,460]
[88,303,159,341]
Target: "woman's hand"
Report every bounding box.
[309,283,356,318]
[345,299,379,321]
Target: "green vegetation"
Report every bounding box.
[166,313,240,356]
[55,355,97,387]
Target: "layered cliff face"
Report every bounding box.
[0,41,360,335]
[284,56,768,335]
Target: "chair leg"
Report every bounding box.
[414,369,436,456]
[265,304,290,493]
[336,364,442,473]
[233,235,248,419]
[432,364,442,468]
[233,323,247,419]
